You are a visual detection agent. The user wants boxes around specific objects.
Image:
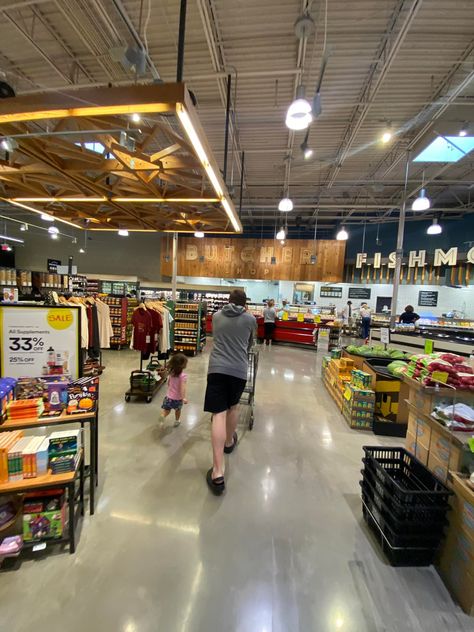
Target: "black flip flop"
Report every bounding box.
[224,432,238,454]
[206,468,225,495]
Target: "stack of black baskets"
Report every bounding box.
[361,446,452,566]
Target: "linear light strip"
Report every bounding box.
[0,102,173,125]
[13,197,220,204]
[3,200,82,229]
[176,103,241,233]
[0,234,24,244]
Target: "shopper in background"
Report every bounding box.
[161,352,188,427]
[263,299,277,346]
[359,302,372,341]
[341,300,353,326]
[278,300,290,318]
[399,305,420,325]
[204,289,256,495]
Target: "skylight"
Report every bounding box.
[75,141,107,154]
[414,136,474,163]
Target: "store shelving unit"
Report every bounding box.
[85,278,100,294]
[173,302,205,355]
[69,274,87,294]
[101,280,138,295]
[103,296,128,347]
[126,298,138,345]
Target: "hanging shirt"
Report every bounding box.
[131,308,153,353]
[148,308,163,354]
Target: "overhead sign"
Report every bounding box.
[418,290,438,307]
[356,247,472,269]
[0,305,80,379]
[47,258,61,273]
[320,286,342,298]
[161,237,346,282]
[348,287,371,300]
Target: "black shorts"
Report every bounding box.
[264,322,276,339]
[204,373,247,414]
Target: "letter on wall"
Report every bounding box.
[388,252,397,269]
[356,253,367,268]
[300,249,312,264]
[434,247,458,266]
[241,247,254,262]
[282,247,293,264]
[260,247,274,263]
[373,253,381,269]
[205,245,218,261]
[185,245,198,261]
[408,250,426,267]
[467,246,474,265]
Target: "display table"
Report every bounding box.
[0,409,98,515]
[371,328,473,358]
[403,376,474,485]
[0,450,84,555]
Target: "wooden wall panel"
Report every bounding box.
[161,238,345,282]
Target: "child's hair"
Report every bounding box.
[168,352,188,377]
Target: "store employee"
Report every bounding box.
[399,305,420,324]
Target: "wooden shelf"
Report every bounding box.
[0,409,95,431]
[405,401,472,448]
[0,450,82,493]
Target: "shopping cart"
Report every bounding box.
[240,348,259,429]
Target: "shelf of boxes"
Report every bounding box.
[103,296,129,347]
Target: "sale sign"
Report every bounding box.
[0,305,80,379]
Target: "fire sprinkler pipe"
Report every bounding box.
[177,0,187,82]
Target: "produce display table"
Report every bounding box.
[403,376,474,485]
[0,451,84,555]
[0,409,98,515]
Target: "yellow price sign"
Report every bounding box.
[314,315,321,323]
[431,371,449,384]
[282,312,288,321]
[297,313,304,322]
[344,387,352,401]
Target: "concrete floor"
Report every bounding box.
[1,343,473,632]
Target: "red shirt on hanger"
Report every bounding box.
[131,308,153,353]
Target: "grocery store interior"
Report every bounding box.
[0,0,473,630]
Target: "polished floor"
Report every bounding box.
[1,343,473,632]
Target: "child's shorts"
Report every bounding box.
[162,396,183,410]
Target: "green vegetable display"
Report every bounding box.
[344,344,410,359]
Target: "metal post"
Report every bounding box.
[390,152,410,327]
[238,151,245,219]
[172,232,178,301]
[176,0,187,82]
[223,74,232,183]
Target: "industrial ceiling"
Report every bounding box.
[0,0,473,237]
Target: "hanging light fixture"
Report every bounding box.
[131,113,141,123]
[427,217,442,235]
[459,123,468,137]
[20,223,28,232]
[194,231,204,238]
[276,227,286,240]
[48,226,59,235]
[41,213,54,222]
[285,86,312,131]
[118,229,129,237]
[278,197,293,212]
[50,233,58,240]
[411,188,430,211]
[79,248,85,254]
[336,226,349,241]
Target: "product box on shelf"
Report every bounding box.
[66,376,99,414]
[437,474,474,616]
[43,376,69,412]
[0,431,24,484]
[0,378,16,420]
[15,377,44,401]
[23,491,66,542]
[351,369,372,390]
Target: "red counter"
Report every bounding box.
[206,314,337,348]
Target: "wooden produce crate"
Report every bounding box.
[362,358,410,424]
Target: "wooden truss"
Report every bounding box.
[0,83,241,233]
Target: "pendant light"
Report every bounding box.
[411,188,430,211]
[276,227,286,240]
[412,170,430,211]
[336,226,348,241]
[427,218,442,235]
[194,231,204,238]
[118,229,129,237]
[285,85,312,131]
[41,213,54,222]
[278,197,293,212]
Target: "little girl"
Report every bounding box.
[161,353,188,426]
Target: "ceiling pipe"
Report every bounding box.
[176,0,187,82]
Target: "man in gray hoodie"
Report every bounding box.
[204,289,256,495]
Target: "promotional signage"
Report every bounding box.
[418,290,438,307]
[0,305,80,379]
[47,258,61,273]
[161,237,346,282]
[380,328,390,345]
[348,287,372,300]
[356,247,474,269]
[320,286,342,298]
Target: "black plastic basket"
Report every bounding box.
[360,477,447,539]
[362,502,439,567]
[361,467,449,524]
[362,446,451,507]
[129,370,157,393]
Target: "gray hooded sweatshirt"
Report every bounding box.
[208,303,256,380]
